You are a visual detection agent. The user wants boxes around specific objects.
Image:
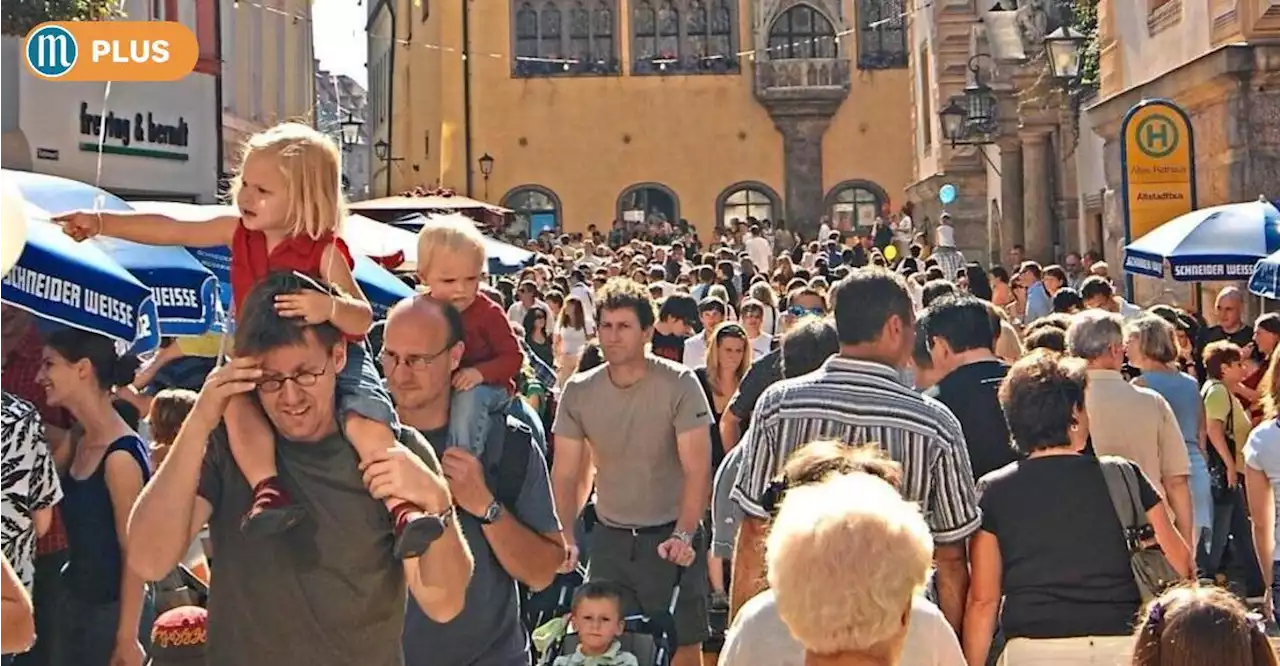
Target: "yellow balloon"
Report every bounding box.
[0,180,28,278]
[883,244,899,261]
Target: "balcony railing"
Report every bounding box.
[753,58,851,100]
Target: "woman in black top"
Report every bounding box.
[694,323,751,476]
[38,329,153,666]
[963,351,1192,666]
[522,304,555,370]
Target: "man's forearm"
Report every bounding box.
[1165,476,1195,547]
[127,412,213,580]
[409,516,473,622]
[934,542,970,633]
[675,468,711,534]
[484,515,564,591]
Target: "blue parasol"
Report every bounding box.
[6,170,221,336]
[2,208,161,351]
[1249,250,1280,299]
[1123,200,1280,282]
[126,202,415,319]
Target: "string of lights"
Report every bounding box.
[224,0,929,65]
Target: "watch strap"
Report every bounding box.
[479,500,503,525]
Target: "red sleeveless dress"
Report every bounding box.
[229,222,354,315]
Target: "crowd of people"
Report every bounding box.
[1,120,1278,666]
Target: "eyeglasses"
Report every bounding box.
[379,345,452,372]
[787,305,824,317]
[258,360,331,393]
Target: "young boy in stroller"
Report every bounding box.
[543,577,682,666]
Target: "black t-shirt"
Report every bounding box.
[926,360,1019,480]
[979,455,1159,639]
[727,347,784,422]
[1200,324,1255,353]
[651,332,687,364]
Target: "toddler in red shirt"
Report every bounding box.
[416,216,522,455]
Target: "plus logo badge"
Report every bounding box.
[1135,114,1180,159]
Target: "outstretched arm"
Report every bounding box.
[56,211,239,248]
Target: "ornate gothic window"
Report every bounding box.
[857,0,907,69]
[629,0,739,74]
[768,5,838,60]
[511,0,621,76]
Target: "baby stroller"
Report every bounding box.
[538,573,682,666]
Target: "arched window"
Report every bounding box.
[768,5,838,60]
[716,182,781,228]
[857,0,907,69]
[502,186,562,240]
[618,183,680,227]
[511,0,620,76]
[629,0,738,73]
[515,3,539,58]
[826,181,887,232]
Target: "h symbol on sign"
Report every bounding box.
[1144,122,1170,151]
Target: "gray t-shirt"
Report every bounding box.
[554,356,713,527]
[712,442,747,559]
[403,420,561,666]
[198,425,434,666]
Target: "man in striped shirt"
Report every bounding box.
[729,267,981,632]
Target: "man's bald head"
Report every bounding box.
[386,295,465,348]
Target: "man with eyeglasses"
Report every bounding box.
[128,272,474,666]
[383,296,564,666]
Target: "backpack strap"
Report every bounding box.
[488,413,533,508]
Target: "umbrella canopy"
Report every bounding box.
[126,202,415,318]
[1123,200,1280,281]
[1249,250,1280,299]
[348,194,510,216]
[7,170,220,336]
[2,207,160,351]
[390,212,535,275]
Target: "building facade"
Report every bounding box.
[2,0,221,202]
[220,0,316,175]
[369,0,917,239]
[1085,0,1280,280]
[906,0,1084,265]
[316,67,372,200]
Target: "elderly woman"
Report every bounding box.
[766,470,937,666]
[721,442,962,666]
[963,351,1191,666]
[1125,315,1212,551]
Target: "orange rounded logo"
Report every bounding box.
[24,21,198,82]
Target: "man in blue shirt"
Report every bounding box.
[1016,261,1053,324]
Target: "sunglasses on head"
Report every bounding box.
[788,305,824,317]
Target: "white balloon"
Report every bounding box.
[0,180,28,278]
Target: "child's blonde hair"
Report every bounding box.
[232,122,345,241]
[415,213,487,276]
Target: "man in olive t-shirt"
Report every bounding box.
[126,273,474,666]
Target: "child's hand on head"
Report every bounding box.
[274,290,334,324]
[452,367,483,391]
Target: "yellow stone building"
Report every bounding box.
[1086,0,1280,270]
[367,0,917,237]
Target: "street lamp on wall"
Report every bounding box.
[339,111,363,152]
[938,54,999,147]
[1044,26,1087,83]
[478,153,495,200]
[372,139,404,197]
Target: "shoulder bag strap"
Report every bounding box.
[1099,457,1139,532]
[1116,459,1151,530]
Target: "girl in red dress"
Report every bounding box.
[57,123,436,558]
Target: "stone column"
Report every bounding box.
[1021,131,1055,263]
[997,139,1025,262]
[775,115,833,241]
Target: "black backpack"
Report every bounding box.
[484,411,533,508]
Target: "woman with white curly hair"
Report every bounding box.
[767,472,937,665]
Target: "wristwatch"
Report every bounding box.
[671,529,694,546]
[477,500,503,525]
